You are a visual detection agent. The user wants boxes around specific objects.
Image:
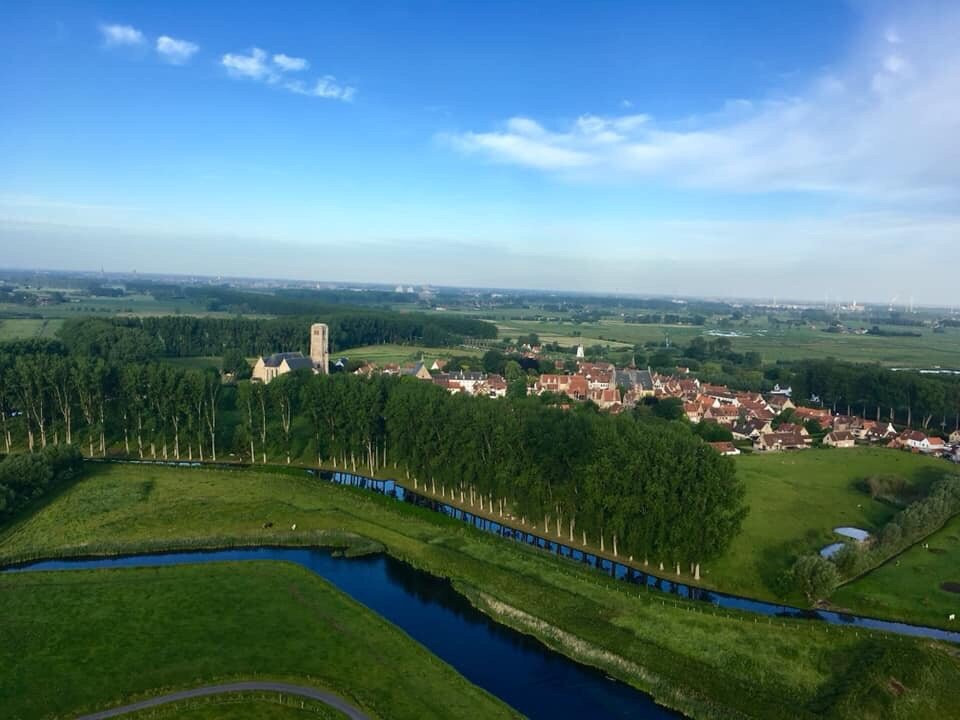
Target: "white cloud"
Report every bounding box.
[445,6,960,203]
[100,23,144,46]
[223,47,355,101]
[273,53,309,72]
[222,47,276,81]
[156,35,199,64]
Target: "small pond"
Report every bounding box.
[834,527,871,542]
[820,542,845,558]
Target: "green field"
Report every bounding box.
[160,355,225,371]
[0,561,513,720]
[338,343,481,365]
[707,449,958,603]
[489,316,960,367]
[0,317,63,341]
[2,462,959,720]
[833,514,960,628]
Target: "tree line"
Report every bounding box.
[0,352,747,571]
[58,311,496,363]
[786,359,960,430]
[0,352,222,462]
[0,445,83,523]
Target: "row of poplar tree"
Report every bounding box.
[0,352,747,571]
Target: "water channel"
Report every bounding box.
[6,547,679,720]
[319,468,960,644]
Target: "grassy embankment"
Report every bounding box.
[707,449,959,603]
[0,561,517,720]
[125,697,345,720]
[2,463,959,720]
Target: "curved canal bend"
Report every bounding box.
[7,547,679,720]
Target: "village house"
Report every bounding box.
[703,404,742,426]
[764,394,796,414]
[535,374,588,400]
[823,430,856,448]
[792,406,834,428]
[708,441,741,456]
[888,430,945,453]
[589,386,621,409]
[860,420,897,442]
[753,431,808,452]
[402,361,432,380]
[775,423,813,445]
[731,417,773,441]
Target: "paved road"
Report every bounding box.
[75,681,371,719]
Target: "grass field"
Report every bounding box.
[706,449,959,602]
[489,316,960,367]
[338,343,481,365]
[160,355,225,371]
[2,463,959,720]
[0,317,63,341]
[833,514,960,628]
[0,561,516,720]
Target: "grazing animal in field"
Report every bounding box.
[291,523,297,531]
[262,522,273,529]
[950,614,956,621]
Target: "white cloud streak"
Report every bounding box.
[156,35,199,64]
[221,47,355,101]
[222,47,275,80]
[100,23,144,46]
[445,7,960,203]
[273,53,309,72]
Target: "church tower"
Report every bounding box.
[310,323,329,374]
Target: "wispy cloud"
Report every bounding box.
[444,6,960,203]
[221,47,355,101]
[100,23,144,46]
[285,76,356,101]
[156,35,199,64]
[222,47,275,80]
[273,53,308,72]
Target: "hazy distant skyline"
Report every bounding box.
[2,1,959,304]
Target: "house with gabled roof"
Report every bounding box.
[823,430,856,448]
[754,431,808,452]
[708,441,741,456]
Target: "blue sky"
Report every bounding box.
[2,1,959,303]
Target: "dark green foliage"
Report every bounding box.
[0,445,83,522]
[222,348,251,379]
[652,397,686,421]
[0,346,748,564]
[791,554,840,602]
[787,358,960,429]
[58,311,496,361]
[694,422,734,442]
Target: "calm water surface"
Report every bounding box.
[8,548,679,720]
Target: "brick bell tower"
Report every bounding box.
[310,323,329,374]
